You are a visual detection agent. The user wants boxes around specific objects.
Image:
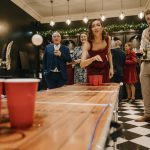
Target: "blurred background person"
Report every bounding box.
[136,9,150,122]
[80,19,113,83]
[111,40,126,101]
[72,32,88,83]
[123,42,138,102]
[43,31,72,89]
[111,40,126,83]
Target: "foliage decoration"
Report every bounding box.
[39,23,148,38]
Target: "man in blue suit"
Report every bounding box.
[43,31,72,89]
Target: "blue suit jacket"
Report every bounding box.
[43,44,72,80]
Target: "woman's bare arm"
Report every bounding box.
[107,36,114,78]
[80,42,102,68]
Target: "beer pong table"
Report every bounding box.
[0,83,120,150]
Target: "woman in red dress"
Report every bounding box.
[123,42,138,102]
[80,19,113,83]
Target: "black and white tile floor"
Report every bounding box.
[106,99,150,150]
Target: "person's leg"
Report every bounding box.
[44,72,57,89]
[56,73,66,88]
[136,63,150,122]
[130,84,136,100]
[140,63,150,117]
[126,84,131,100]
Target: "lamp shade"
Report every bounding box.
[31,34,43,46]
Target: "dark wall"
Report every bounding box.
[0,0,37,34]
[0,0,41,78]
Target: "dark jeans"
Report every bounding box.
[111,74,123,83]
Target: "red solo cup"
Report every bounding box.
[92,75,99,86]
[97,75,103,85]
[4,79,39,129]
[88,76,93,85]
[0,79,4,118]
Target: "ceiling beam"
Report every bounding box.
[41,8,145,23]
[11,0,42,21]
[145,0,150,9]
[11,0,148,23]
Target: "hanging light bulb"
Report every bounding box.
[138,0,144,19]
[49,0,55,27]
[66,0,71,25]
[99,0,106,22]
[83,16,88,23]
[82,0,88,24]
[66,18,71,25]
[138,11,144,19]
[119,12,125,20]
[100,15,106,21]
[119,0,125,20]
[50,20,55,26]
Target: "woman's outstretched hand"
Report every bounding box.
[92,55,103,62]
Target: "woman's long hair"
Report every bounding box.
[88,19,107,42]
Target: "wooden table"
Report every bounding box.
[0,83,120,150]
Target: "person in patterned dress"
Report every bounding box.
[72,32,88,83]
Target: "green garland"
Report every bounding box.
[39,23,148,38]
[106,23,148,32]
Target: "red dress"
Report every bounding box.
[123,51,138,84]
[87,37,110,83]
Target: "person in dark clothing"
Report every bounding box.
[43,31,72,89]
[111,40,126,83]
[111,40,126,101]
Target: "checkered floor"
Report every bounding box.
[106,99,150,150]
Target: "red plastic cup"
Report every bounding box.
[92,75,99,86]
[4,79,39,129]
[0,79,4,118]
[88,76,93,85]
[97,75,103,85]
[88,75,103,86]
